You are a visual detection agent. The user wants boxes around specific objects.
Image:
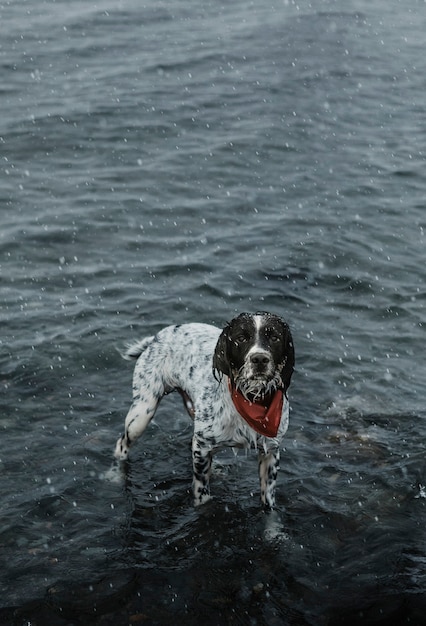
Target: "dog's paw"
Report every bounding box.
[193,492,212,507]
[262,510,289,543]
[103,462,125,484]
[194,496,212,507]
[114,435,129,461]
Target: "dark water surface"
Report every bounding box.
[1,0,426,623]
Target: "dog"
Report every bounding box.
[114,312,294,508]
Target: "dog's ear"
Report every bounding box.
[212,325,231,381]
[280,326,295,396]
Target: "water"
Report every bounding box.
[1,0,426,623]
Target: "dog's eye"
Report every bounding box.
[236,334,248,343]
[270,335,280,343]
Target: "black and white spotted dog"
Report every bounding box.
[114,312,294,508]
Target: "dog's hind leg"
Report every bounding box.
[114,390,161,461]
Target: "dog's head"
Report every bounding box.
[213,312,294,400]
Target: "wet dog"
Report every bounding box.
[114,312,294,508]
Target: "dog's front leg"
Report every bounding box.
[258,448,280,509]
[192,435,213,506]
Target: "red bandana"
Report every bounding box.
[228,381,284,438]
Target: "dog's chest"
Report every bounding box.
[191,379,272,449]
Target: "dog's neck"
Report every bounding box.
[227,379,283,438]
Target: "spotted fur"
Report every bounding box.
[114,312,294,508]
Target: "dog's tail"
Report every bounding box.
[120,336,155,361]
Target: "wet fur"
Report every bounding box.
[114,312,294,508]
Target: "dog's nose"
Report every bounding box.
[250,352,271,366]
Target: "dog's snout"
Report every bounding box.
[250,352,271,366]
